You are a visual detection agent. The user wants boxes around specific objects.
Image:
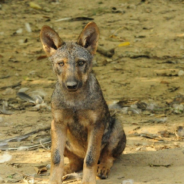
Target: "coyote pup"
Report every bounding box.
[40,22,126,184]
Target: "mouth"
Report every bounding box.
[66,85,78,92]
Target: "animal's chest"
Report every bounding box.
[64,109,97,142]
[64,110,96,156]
[67,113,88,142]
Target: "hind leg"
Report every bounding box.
[97,118,126,179]
[97,147,115,179]
[63,147,83,175]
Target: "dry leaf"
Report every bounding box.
[37,55,47,60]
[176,33,184,38]
[29,2,42,10]
[160,81,169,84]
[118,42,130,47]
[34,165,47,174]
[0,152,12,163]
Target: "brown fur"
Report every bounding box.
[40,22,126,184]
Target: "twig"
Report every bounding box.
[0,125,50,143]
[39,139,50,150]
[97,46,115,58]
[0,81,21,90]
[0,141,51,151]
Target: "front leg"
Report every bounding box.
[82,125,104,184]
[49,120,66,184]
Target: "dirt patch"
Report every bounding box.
[0,0,184,184]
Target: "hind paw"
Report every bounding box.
[97,164,110,179]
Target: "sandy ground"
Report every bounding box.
[0,0,184,184]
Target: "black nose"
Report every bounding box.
[66,81,78,90]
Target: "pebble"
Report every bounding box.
[121,107,128,114]
[178,70,184,76]
[18,39,24,44]
[143,111,151,115]
[173,104,184,114]
[16,28,23,34]
[131,108,142,114]
[0,117,3,123]
[130,104,137,109]
[158,130,170,138]
[146,103,156,110]
[46,164,51,169]
[25,23,32,33]
[175,126,184,140]
[135,147,141,151]
[3,88,15,95]
[146,147,156,151]
[18,87,29,93]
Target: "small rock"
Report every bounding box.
[18,88,29,93]
[146,147,156,151]
[131,108,142,114]
[0,152,12,163]
[25,23,32,33]
[16,28,23,34]
[173,104,184,114]
[46,164,51,169]
[158,130,171,138]
[128,110,132,115]
[3,88,15,95]
[155,117,168,123]
[143,111,151,115]
[0,117,3,123]
[137,102,147,110]
[28,70,36,75]
[130,104,137,109]
[18,39,24,44]
[130,104,142,114]
[175,126,184,140]
[165,99,173,105]
[173,142,180,146]
[146,103,156,110]
[108,101,121,110]
[136,147,141,151]
[178,70,184,76]
[122,179,134,184]
[17,146,29,151]
[121,107,128,114]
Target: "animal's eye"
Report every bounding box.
[58,61,64,66]
[77,60,85,66]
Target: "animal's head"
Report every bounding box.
[40,22,99,92]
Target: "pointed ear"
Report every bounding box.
[77,22,99,55]
[40,26,64,57]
